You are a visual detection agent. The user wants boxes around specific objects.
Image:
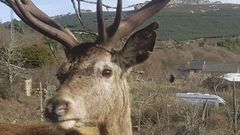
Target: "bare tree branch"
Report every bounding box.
[0,60,25,70]
[79,0,137,10]
[71,0,92,32]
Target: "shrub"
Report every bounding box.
[217,38,240,53]
[18,45,54,68]
[202,76,229,92]
[7,19,24,33]
[77,34,96,43]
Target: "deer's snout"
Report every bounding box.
[44,98,69,122]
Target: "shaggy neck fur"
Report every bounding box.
[101,79,132,135]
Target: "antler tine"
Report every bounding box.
[0,0,10,7]
[107,0,122,37]
[96,0,107,43]
[27,1,65,31]
[5,0,27,23]
[25,0,78,44]
[113,0,170,42]
[5,0,79,54]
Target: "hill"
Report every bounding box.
[54,4,240,41]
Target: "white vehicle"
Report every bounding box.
[176,93,225,107]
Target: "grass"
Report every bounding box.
[130,81,179,91]
[130,79,236,135]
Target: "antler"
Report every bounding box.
[96,0,170,49]
[4,0,79,54]
[96,0,107,43]
[2,0,170,55]
[116,0,170,39]
[116,0,170,38]
[96,0,122,43]
[107,0,122,37]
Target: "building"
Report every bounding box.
[169,0,211,5]
[203,64,239,74]
[80,9,92,13]
[213,1,223,4]
[189,59,205,73]
[169,60,240,83]
[133,1,150,10]
[188,60,239,74]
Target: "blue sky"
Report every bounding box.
[0,0,239,22]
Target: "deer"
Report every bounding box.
[0,0,170,135]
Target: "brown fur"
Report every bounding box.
[46,47,133,135]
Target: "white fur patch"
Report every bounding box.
[58,120,77,129]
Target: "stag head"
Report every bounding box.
[3,0,169,134]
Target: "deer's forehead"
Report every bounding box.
[76,48,114,69]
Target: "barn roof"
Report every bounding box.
[203,63,239,73]
[189,59,205,70]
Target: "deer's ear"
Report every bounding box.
[119,22,158,68]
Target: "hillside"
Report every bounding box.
[54,4,240,41]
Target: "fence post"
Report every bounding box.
[233,79,238,135]
[39,82,44,122]
[201,100,208,121]
[25,78,32,96]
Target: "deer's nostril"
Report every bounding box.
[55,104,67,116]
[44,100,69,122]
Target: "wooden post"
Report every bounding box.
[202,100,208,121]
[39,82,44,122]
[233,79,238,135]
[25,78,32,96]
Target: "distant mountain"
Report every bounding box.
[53,4,240,41]
[169,0,211,5]
[168,0,224,5]
[134,0,214,10]
[4,4,240,41]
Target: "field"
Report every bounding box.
[1,3,240,135]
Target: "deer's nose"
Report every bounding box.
[44,99,69,122]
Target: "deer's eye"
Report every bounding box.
[102,69,112,78]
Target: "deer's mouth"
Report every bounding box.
[57,119,77,130]
[57,118,96,130]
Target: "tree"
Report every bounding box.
[0,16,24,99]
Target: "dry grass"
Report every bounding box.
[130,80,237,135]
[1,38,240,134]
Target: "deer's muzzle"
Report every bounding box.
[44,98,69,123]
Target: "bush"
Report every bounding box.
[18,45,55,68]
[217,38,240,53]
[77,34,96,43]
[202,76,229,92]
